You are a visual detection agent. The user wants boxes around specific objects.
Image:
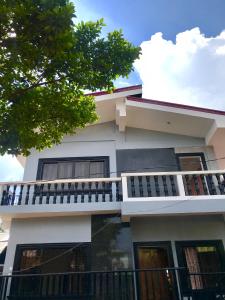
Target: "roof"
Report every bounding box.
[127,96,225,117]
[86,84,142,97]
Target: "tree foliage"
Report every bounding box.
[0,0,140,155]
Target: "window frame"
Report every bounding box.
[36,156,110,180]
[13,242,91,272]
[176,152,208,171]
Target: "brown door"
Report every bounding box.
[136,243,177,300]
[177,154,207,195]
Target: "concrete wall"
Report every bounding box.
[131,215,225,267]
[23,122,210,180]
[3,216,91,274]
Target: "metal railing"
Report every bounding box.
[0,268,225,300]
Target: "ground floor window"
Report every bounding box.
[176,240,225,290]
[14,243,90,273]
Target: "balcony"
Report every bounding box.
[0,268,225,300]
[0,170,225,218]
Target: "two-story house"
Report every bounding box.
[1,85,225,300]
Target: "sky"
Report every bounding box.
[1,0,225,181]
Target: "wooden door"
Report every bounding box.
[136,243,177,300]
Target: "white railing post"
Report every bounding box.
[121,174,128,201]
[176,174,186,197]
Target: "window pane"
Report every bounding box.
[42,164,58,180]
[58,162,73,179]
[74,161,90,178]
[90,161,105,178]
[91,215,133,271]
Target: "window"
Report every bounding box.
[91,215,133,271]
[12,244,90,297]
[14,244,90,273]
[176,240,225,291]
[37,157,109,180]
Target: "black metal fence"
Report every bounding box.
[0,269,225,300]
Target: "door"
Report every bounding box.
[135,242,177,300]
[176,240,225,292]
[177,153,208,195]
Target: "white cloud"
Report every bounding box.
[0,155,23,181]
[134,28,225,110]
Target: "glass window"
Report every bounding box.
[91,215,133,271]
[39,157,108,180]
[15,244,90,273]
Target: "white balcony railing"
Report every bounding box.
[122,170,225,201]
[0,170,225,216]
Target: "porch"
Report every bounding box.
[0,268,225,300]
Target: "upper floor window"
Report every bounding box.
[37,157,109,180]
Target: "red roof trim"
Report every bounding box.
[86,84,142,96]
[127,96,225,116]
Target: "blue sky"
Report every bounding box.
[1,0,225,181]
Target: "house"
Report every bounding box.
[0,84,225,299]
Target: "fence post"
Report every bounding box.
[177,175,186,197]
[121,174,128,201]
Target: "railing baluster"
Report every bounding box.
[95,182,99,202]
[138,176,144,197]
[25,184,31,205]
[109,181,113,202]
[18,184,24,205]
[46,183,51,204]
[53,183,58,204]
[116,181,120,202]
[146,176,152,197]
[208,174,217,195]
[74,183,78,203]
[12,185,17,204]
[81,182,85,203]
[169,175,177,196]
[193,175,200,195]
[88,182,92,203]
[39,184,44,204]
[32,184,37,205]
[200,174,208,195]
[130,176,135,197]
[215,174,224,195]
[102,182,106,202]
[184,175,192,195]
[60,183,65,204]
[67,182,71,204]
[154,176,160,196]
[162,175,169,196]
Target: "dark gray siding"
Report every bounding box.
[116,148,178,175]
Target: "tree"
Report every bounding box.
[0,0,140,155]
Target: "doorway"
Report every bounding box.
[134,242,178,300]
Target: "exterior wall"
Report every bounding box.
[3,216,91,275]
[23,122,209,181]
[131,215,225,266]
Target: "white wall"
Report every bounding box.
[3,216,91,274]
[23,122,209,180]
